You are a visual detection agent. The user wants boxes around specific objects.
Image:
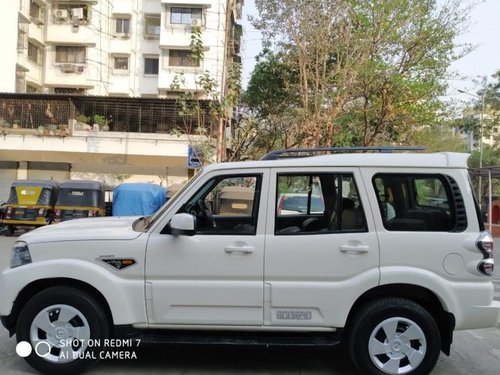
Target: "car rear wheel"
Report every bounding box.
[16,286,109,375]
[347,298,441,375]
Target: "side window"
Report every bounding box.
[373,174,464,232]
[180,175,261,235]
[275,173,366,235]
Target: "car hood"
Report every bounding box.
[19,216,143,243]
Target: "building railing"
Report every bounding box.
[0,93,214,138]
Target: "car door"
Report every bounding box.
[264,167,380,328]
[145,169,268,326]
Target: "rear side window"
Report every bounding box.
[373,174,467,232]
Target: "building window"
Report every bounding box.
[113,56,129,71]
[144,15,160,37]
[170,7,202,25]
[54,88,86,95]
[29,1,41,19]
[144,57,159,75]
[28,42,40,64]
[169,50,198,67]
[115,18,130,35]
[56,46,86,63]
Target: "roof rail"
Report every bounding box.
[260,146,426,161]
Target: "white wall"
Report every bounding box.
[0,4,21,92]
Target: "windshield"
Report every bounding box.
[144,169,202,230]
[56,189,103,207]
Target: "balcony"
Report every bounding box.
[44,64,93,89]
[46,23,97,45]
[110,38,132,54]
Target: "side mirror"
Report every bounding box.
[170,213,197,236]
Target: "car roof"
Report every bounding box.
[204,152,469,172]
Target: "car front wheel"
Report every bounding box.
[16,286,109,375]
[347,297,441,375]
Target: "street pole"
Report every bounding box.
[458,89,485,209]
[478,93,485,210]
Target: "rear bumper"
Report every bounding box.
[456,300,500,330]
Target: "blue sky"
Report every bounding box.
[241,0,500,97]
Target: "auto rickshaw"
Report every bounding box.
[53,180,105,222]
[2,180,59,235]
[214,186,254,215]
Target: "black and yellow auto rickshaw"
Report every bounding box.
[214,186,255,215]
[2,180,59,235]
[53,180,105,222]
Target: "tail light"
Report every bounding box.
[477,232,494,276]
[88,210,96,217]
[54,209,61,221]
[5,206,12,219]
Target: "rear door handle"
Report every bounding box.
[339,245,370,254]
[225,245,254,254]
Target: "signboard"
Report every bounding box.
[187,146,202,169]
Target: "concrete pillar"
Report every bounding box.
[17,161,28,179]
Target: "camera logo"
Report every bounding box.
[16,341,52,358]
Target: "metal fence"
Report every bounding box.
[0,93,213,135]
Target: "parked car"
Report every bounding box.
[1,180,58,235]
[1,148,498,375]
[53,180,105,222]
[112,183,167,216]
[277,193,324,215]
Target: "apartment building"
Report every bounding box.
[0,0,243,199]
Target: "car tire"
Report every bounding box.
[347,297,441,375]
[16,286,109,375]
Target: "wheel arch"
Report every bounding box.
[3,278,113,337]
[345,283,455,355]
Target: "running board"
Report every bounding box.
[114,327,342,347]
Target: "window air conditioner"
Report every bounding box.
[61,63,76,73]
[54,9,68,20]
[191,19,201,27]
[71,8,84,20]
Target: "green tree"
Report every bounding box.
[242,50,302,153]
[251,0,472,147]
[170,25,243,164]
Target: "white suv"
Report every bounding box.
[1,148,499,375]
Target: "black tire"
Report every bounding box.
[7,225,15,236]
[16,286,110,375]
[347,298,441,375]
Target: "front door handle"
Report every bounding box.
[225,245,254,254]
[339,244,370,254]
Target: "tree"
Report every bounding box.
[242,50,302,154]
[170,26,243,164]
[251,0,472,147]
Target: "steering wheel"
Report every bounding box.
[193,199,216,230]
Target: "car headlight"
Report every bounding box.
[10,241,32,268]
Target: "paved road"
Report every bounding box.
[0,234,499,374]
